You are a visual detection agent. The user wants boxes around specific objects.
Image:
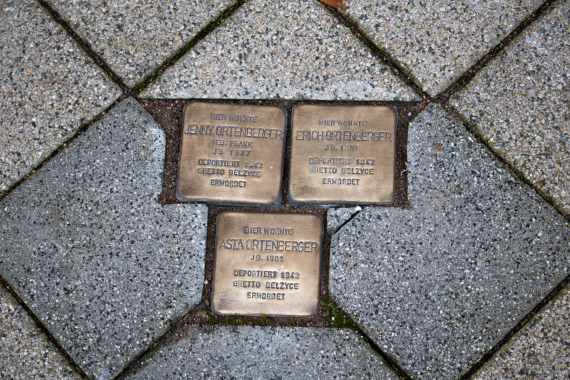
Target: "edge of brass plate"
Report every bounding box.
[287,104,397,206]
[175,102,288,206]
[211,212,323,317]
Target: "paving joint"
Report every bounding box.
[113,204,412,380]
[123,97,427,379]
[2,0,567,376]
[438,87,570,376]
[329,208,363,236]
[444,101,570,376]
[353,324,411,380]
[0,276,89,379]
[0,93,129,204]
[132,0,250,95]
[434,0,559,102]
[35,0,131,94]
[323,4,428,101]
[459,271,570,379]
[442,102,570,222]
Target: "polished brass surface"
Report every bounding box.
[289,105,396,204]
[177,103,286,205]
[212,212,323,317]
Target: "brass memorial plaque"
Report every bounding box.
[289,105,396,204]
[212,212,323,316]
[177,103,287,205]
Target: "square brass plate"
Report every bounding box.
[212,212,323,317]
[176,102,287,205]
[289,105,396,204]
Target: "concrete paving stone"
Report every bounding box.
[474,282,570,379]
[44,0,237,88]
[330,103,570,379]
[451,0,570,218]
[0,285,81,380]
[340,0,543,97]
[122,325,399,379]
[0,98,208,380]
[140,0,419,101]
[327,206,361,234]
[0,0,122,196]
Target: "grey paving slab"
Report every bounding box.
[141,0,419,101]
[122,325,399,379]
[0,285,81,380]
[0,0,122,196]
[330,103,570,379]
[327,206,361,234]
[0,98,208,380]
[340,0,543,97]
[451,0,570,218]
[474,282,570,379]
[44,0,237,88]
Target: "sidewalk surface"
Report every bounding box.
[1,0,569,379]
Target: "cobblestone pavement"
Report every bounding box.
[1,0,568,379]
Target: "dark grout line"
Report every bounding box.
[0,91,420,378]
[109,317,186,380]
[0,276,89,379]
[435,0,559,102]
[320,208,412,379]
[330,208,362,235]
[36,0,131,95]
[322,4,429,102]
[0,94,129,204]
[443,100,570,378]
[132,97,425,379]
[442,103,570,223]
[132,0,250,95]
[5,1,564,379]
[354,324,412,380]
[323,2,570,377]
[0,94,129,375]
[460,272,570,379]
[114,211,412,380]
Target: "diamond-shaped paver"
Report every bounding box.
[0,98,208,380]
[474,282,570,379]
[0,0,122,196]
[451,0,570,218]
[122,326,399,379]
[0,285,81,379]
[330,104,570,379]
[340,0,543,96]
[44,0,237,88]
[141,0,419,101]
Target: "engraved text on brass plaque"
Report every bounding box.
[212,212,323,316]
[177,103,287,205]
[289,105,396,204]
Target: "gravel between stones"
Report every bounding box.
[451,0,570,218]
[141,0,419,101]
[340,0,543,97]
[0,285,81,380]
[330,103,570,379]
[0,0,122,196]
[44,0,237,88]
[122,325,399,379]
[0,98,208,380]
